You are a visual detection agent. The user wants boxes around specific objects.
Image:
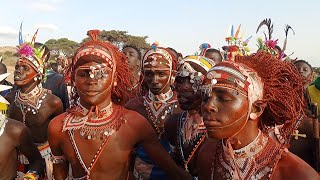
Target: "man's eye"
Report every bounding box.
[159,72,166,77]
[78,71,89,77]
[218,95,232,102]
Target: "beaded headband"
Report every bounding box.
[72,30,116,80]
[142,42,173,71]
[17,23,47,77]
[201,61,263,105]
[177,55,215,93]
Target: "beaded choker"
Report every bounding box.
[0,113,7,137]
[63,102,126,140]
[14,84,48,123]
[143,90,178,135]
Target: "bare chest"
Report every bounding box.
[61,130,132,178]
[8,100,53,126]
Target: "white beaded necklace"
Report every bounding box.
[14,84,48,123]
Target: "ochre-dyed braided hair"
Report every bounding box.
[235,50,305,145]
[65,30,132,106]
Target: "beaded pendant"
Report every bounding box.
[143,90,178,135]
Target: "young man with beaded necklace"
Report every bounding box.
[125,43,182,179]
[196,51,319,180]
[48,30,191,180]
[165,55,216,177]
[5,30,64,179]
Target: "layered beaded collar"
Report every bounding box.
[143,89,178,135]
[14,84,48,123]
[212,131,284,180]
[63,102,126,140]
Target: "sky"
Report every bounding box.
[0,0,319,67]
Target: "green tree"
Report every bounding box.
[82,30,150,50]
[45,38,79,57]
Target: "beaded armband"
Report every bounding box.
[52,154,66,164]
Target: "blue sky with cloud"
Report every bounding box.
[1,0,319,66]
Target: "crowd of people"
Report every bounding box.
[0,18,319,180]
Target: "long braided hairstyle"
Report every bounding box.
[235,50,305,146]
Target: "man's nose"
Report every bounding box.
[151,75,159,84]
[86,78,99,85]
[202,97,218,113]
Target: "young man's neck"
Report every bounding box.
[19,81,39,93]
[79,99,112,111]
[229,123,260,150]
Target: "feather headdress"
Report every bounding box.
[223,24,252,61]
[256,18,295,60]
[17,22,47,78]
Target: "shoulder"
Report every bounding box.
[48,112,67,136]
[125,96,144,110]
[6,118,27,135]
[198,138,219,162]
[122,107,147,126]
[121,107,155,135]
[5,118,29,144]
[274,150,319,179]
[46,93,63,106]
[4,90,17,102]
[197,138,220,179]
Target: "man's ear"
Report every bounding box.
[249,100,267,120]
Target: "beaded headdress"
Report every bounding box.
[201,61,263,106]
[177,55,216,93]
[222,24,252,61]
[198,43,212,56]
[142,42,174,71]
[67,30,131,105]
[17,23,47,78]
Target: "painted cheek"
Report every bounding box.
[100,77,111,89]
[25,71,36,79]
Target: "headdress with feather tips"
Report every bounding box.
[17,22,47,79]
[256,18,295,60]
[222,24,252,61]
